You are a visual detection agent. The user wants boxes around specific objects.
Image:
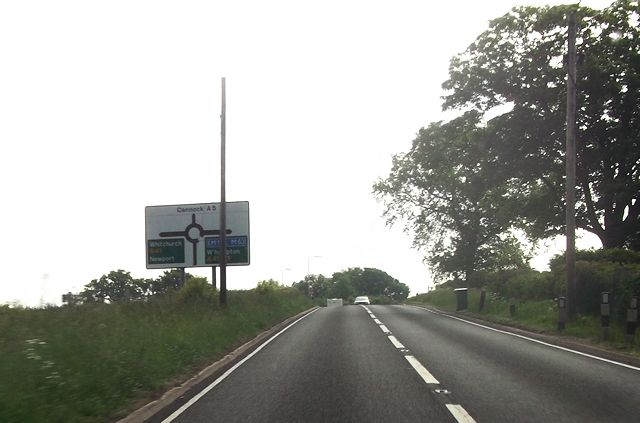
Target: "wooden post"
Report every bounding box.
[220,77,228,306]
[565,10,578,318]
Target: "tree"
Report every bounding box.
[441,0,640,249]
[292,268,410,301]
[292,274,333,298]
[149,269,193,295]
[80,269,149,303]
[331,268,411,300]
[374,112,529,282]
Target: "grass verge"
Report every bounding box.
[0,288,313,423]
[408,289,640,354]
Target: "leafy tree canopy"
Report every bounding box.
[374,111,531,282]
[292,267,410,302]
[442,0,640,248]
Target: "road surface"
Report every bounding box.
[150,305,640,422]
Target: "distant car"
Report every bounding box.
[354,296,370,305]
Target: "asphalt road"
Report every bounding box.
[152,305,640,423]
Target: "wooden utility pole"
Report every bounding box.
[566,10,577,317]
[220,77,228,306]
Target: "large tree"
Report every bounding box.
[374,112,529,282]
[442,0,640,248]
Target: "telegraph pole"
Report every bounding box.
[220,77,228,306]
[566,10,577,317]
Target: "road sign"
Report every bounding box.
[145,201,250,269]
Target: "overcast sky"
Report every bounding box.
[1,0,609,306]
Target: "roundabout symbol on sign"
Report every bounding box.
[159,213,231,266]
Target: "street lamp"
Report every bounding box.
[307,255,322,276]
[281,268,291,285]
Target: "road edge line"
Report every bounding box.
[160,307,320,422]
[117,306,320,423]
[411,305,640,372]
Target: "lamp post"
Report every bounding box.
[281,268,291,285]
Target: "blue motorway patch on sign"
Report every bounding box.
[205,236,248,248]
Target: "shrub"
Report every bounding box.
[177,277,217,305]
[255,279,284,295]
[551,258,640,321]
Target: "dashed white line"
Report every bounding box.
[446,404,477,423]
[366,307,476,423]
[388,335,405,349]
[405,355,440,384]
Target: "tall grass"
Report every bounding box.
[0,288,313,423]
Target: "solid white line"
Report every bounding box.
[405,355,439,384]
[373,319,382,325]
[416,306,640,372]
[388,335,406,349]
[446,404,476,423]
[161,308,320,423]
[379,324,390,333]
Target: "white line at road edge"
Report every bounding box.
[161,308,320,423]
[415,306,640,372]
[446,404,477,423]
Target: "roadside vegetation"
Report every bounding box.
[408,248,640,351]
[374,1,639,351]
[291,267,410,305]
[0,276,313,423]
[374,0,639,286]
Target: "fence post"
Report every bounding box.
[626,296,638,344]
[558,296,567,331]
[479,289,486,312]
[601,291,610,341]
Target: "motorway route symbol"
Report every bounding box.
[158,213,231,266]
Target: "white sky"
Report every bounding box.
[1,0,608,306]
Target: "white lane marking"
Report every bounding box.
[405,355,440,384]
[388,335,406,349]
[369,314,377,319]
[415,306,640,372]
[161,308,320,423]
[446,404,477,423]
[379,324,390,334]
[373,319,382,325]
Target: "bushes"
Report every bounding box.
[434,249,640,323]
[460,269,555,301]
[548,249,640,321]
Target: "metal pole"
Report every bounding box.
[211,266,217,290]
[566,10,577,318]
[220,77,228,306]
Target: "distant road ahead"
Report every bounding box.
[151,305,640,423]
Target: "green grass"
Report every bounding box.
[0,288,313,423]
[408,289,640,351]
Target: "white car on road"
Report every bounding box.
[354,296,370,305]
